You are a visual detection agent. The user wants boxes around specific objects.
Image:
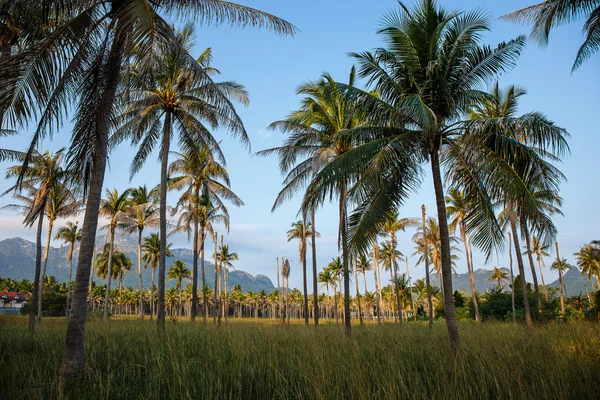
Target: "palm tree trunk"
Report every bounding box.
[373,241,381,325]
[38,218,54,323]
[103,227,116,321]
[224,266,229,322]
[523,222,542,314]
[537,258,549,300]
[200,227,207,324]
[276,257,282,323]
[430,151,459,354]
[301,212,309,326]
[556,242,565,319]
[389,268,397,323]
[311,206,319,327]
[151,267,155,320]
[508,232,516,325]
[509,210,532,328]
[29,208,45,332]
[213,232,218,326]
[191,208,199,323]
[157,110,171,334]
[339,180,351,337]
[66,243,75,319]
[461,226,480,322]
[137,228,144,320]
[354,257,363,325]
[406,258,417,322]
[422,205,434,329]
[392,234,403,324]
[60,26,123,377]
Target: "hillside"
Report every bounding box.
[0,235,274,292]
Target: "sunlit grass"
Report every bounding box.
[1,316,599,399]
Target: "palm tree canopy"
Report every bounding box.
[142,233,173,270]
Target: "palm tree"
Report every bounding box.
[574,243,600,292]
[0,3,294,377]
[3,149,67,331]
[301,0,535,353]
[551,251,573,319]
[114,24,255,333]
[169,143,242,323]
[446,188,480,322]
[142,233,173,320]
[318,267,336,319]
[503,0,600,71]
[488,267,509,290]
[99,188,131,321]
[281,257,291,324]
[381,212,418,323]
[121,185,158,320]
[260,67,367,336]
[379,240,404,322]
[286,219,319,325]
[95,246,131,314]
[216,243,239,322]
[327,257,343,324]
[168,260,191,316]
[355,254,372,296]
[525,236,551,299]
[55,222,81,318]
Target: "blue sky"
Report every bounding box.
[0,0,598,292]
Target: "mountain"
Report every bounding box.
[0,235,274,293]
[429,267,512,293]
[548,267,592,297]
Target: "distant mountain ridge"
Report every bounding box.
[0,235,275,292]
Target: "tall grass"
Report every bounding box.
[1,316,599,399]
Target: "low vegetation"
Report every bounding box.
[1,316,599,399]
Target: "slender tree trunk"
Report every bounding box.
[29,209,45,332]
[422,205,434,329]
[509,210,532,328]
[406,258,416,322]
[213,232,218,325]
[200,227,207,324]
[66,244,75,319]
[138,228,144,320]
[556,242,566,319]
[224,266,229,323]
[300,213,309,326]
[373,241,381,325]
[311,206,319,327]
[508,232,516,325]
[392,233,403,324]
[389,268,397,323]
[103,227,116,320]
[430,151,460,354]
[276,257,282,323]
[460,226,480,322]
[537,258,549,300]
[339,180,351,337]
[191,208,199,323]
[150,267,155,320]
[38,218,54,323]
[60,27,123,377]
[523,223,542,314]
[354,257,363,325]
[157,111,171,334]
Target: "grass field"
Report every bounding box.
[1,316,599,399]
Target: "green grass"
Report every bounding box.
[1,316,599,399]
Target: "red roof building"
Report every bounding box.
[0,291,30,309]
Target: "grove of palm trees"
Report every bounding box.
[0,0,599,398]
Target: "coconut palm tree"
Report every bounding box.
[99,188,131,321]
[168,260,191,316]
[114,24,255,333]
[286,219,319,325]
[55,222,82,318]
[446,188,480,321]
[318,267,336,319]
[169,143,242,323]
[3,148,68,331]
[378,240,404,322]
[551,254,573,318]
[355,254,372,296]
[121,185,158,320]
[216,243,239,321]
[503,0,600,71]
[260,67,367,336]
[380,212,418,323]
[488,267,509,290]
[142,233,173,320]
[0,2,294,377]
[327,257,343,323]
[574,243,600,292]
[525,236,551,299]
[281,257,291,324]
[95,246,131,314]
